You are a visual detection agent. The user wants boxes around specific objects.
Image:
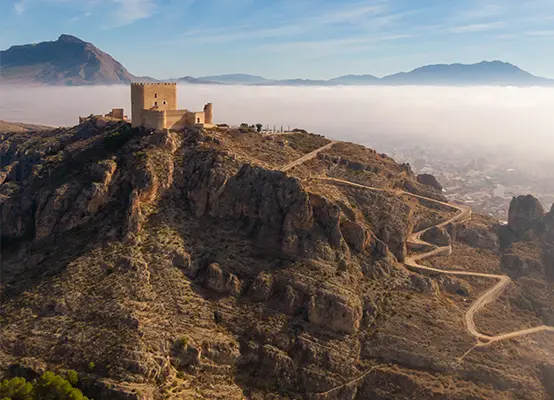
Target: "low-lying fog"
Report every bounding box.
[2,83,553,216]
[1,84,553,160]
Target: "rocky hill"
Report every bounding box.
[1,120,553,399]
[0,35,136,86]
[0,120,52,133]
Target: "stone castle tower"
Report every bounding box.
[203,103,213,125]
[131,83,213,130]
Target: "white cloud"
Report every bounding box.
[68,11,92,23]
[448,22,505,33]
[13,0,29,14]
[108,0,158,27]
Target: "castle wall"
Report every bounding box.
[131,84,146,128]
[107,108,125,119]
[142,83,177,111]
[141,110,166,130]
[190,112,205,125]
[166,109,189,130]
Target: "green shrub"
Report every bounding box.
[0,372,89,400]
[133,151,147,160]
[0,377,34,400]
[66,371,78,387]
[34,371,88,399]
[176,336,188,348]
[103,125,133,151]
[86,362,95,372]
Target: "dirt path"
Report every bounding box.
[280,141,337,172]
[315,176,554,345]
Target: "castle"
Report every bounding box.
[131,83,213,130]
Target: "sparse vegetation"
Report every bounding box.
[176,336,188,348]
[133,151,147,160]
[102,125,133,151]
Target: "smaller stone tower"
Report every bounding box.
[204,103,213,125]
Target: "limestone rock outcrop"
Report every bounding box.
[203,263,242,296]
[308,288,363,334]
[417,173,443,191]
[455,223,498,249]
[501,253,543,278]
[183,157,351,260]
[422,226,451,247]
[340,220,370,252]
[508,195,545,233]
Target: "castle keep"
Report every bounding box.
[131,82,213,130]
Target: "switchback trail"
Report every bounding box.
[314,176,554,345]
[276,144,554,398]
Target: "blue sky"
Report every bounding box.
[1,0,554,79]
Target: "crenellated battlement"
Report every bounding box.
[142,109,166,114]
[131,82,177,86]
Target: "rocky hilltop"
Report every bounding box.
[1,120,553,399]
[0,35,136,86]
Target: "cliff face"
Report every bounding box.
[1,121,553,399]
[0,34,136,85]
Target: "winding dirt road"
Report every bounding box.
[313,176,554,345]
[273,143,554,397]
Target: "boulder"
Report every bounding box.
[247,272,273,302]
[540,363,554,399]
[441,276,470,296]
[417,174,443,191]
[508,195,545,233]
[257,345,295,388]
[340,220,369,252]
[203,263,242,296]
[422,226,451,247]
[410,274,434,294]
[172,250,192,270]
[456,224,498,250]
[308,289,363,334]
[539,204,554,242]
[501,253,542,278]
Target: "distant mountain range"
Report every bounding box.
[1,34,552,87]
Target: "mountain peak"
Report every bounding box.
[0,34,136,85]
[381,60,544,85]
[57,34,86,44]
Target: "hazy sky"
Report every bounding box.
[1,84,553,160]
[1,0,554,79]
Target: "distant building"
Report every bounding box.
[106,108,125,120]
[79,108,128,124]
[130,83,213,130]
